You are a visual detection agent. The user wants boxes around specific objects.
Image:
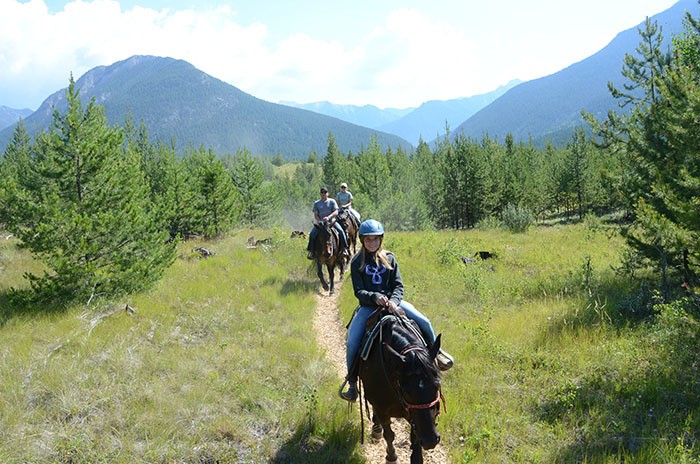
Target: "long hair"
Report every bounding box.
[357,236,394,270]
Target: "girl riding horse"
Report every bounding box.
[339,219,454,402]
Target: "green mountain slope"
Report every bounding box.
[452,0,695,147]
[0,56,411,159]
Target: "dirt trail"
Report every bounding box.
[313,280,447,464]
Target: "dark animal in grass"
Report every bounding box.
[192,247,213,258]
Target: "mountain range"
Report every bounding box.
[0,106,32,132]
[283,79,521,146]
[451,0,696,147]
[0,56,410,160]
[0,0,695,157]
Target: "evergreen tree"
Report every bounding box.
[376,146,429,230]
[228,150,281,227]
[564,128,591,220]
[590,16,700,299]
[184,146,238,238]
[4,78,176,303]
[355,137,390,218]
[322,132,344,191]
[0,119,33,228]
[147,142,194,239]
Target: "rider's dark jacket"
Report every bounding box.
[350,251,404,308]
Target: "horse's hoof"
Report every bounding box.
[329,290,335,296]
[385,457,398,464]
[371,424,383,439]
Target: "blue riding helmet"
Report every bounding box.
[359,219,384,236]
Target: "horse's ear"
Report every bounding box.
[383,342,406,364]
[428,334,442,360]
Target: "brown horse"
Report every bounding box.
[359,312,444,464]
[310,219,346,295]
[337,210,358,255]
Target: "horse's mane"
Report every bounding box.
[387,317,440,384]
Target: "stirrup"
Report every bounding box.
[338,379,358,402]
[307,250,314,260]
[437,349,454,371]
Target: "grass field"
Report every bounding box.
[1,222,698,463]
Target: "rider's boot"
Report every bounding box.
[338,378,358,402]
[436,348,454,371]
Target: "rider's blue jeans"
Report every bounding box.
[345,301,436,378]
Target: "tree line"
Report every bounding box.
[0,15,697,308]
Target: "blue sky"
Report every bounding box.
[2,0,680,110]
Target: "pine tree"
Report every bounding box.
[4,77,176,303]
[184,146,238,238]
[322,132,344,191]
[228,150,281,227]
[590,15,700,299]
[355,137,390,218]
[564,128,591,220]
[0,119,33,228]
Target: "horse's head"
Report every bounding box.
[385,328,443,450]
[312,220,335,258]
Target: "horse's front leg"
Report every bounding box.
[381,417,397,464]
[328,265,335,295]
[317,261,329,291]
[410,426,424,464]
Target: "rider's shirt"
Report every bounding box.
[336,190,353,209]
[350,251,404,308]
[312,198,338,218]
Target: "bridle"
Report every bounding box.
[398,345,446,416]
[379,329,446,428]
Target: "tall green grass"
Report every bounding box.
[2,223,698,463]
[340,223,699,463]
[0,230,362,463]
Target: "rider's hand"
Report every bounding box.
[387,300,405,316]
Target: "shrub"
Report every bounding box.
[500,203,534,233]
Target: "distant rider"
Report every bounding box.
[336,182,361,225]
[306,186,350,260]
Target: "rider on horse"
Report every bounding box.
[306,187,350,260]
[339,219,454,402]
[336,182,361,227]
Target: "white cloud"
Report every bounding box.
[0,1,500,109]
[0,0,682,110]
[0,0,276,108]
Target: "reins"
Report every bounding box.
[379,318,445,419]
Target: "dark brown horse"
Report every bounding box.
[310,219,346,295]
[359,312,444,464]
[337,210,358,256]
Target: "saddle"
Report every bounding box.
[348,307,427,378]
